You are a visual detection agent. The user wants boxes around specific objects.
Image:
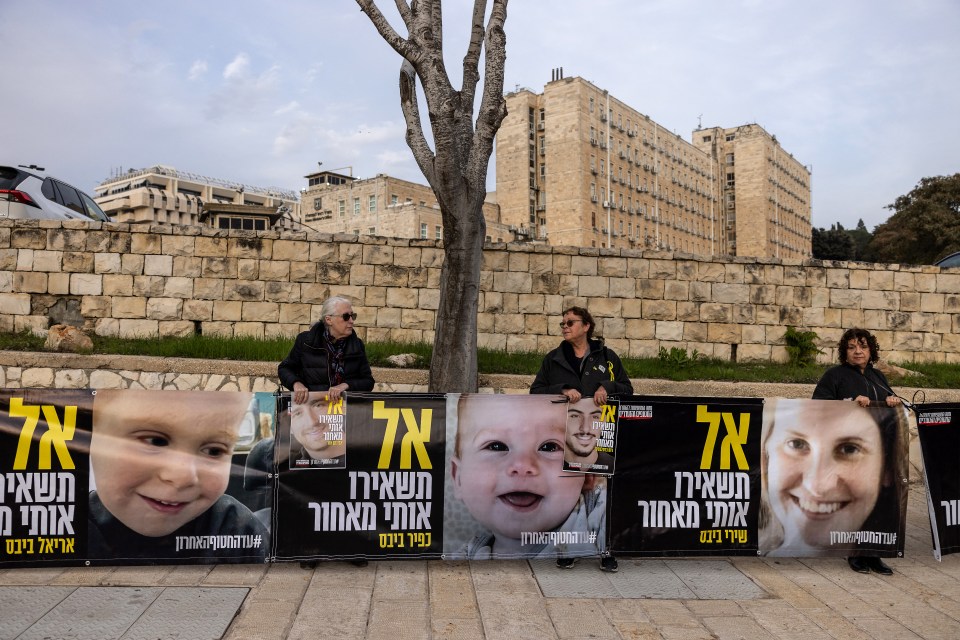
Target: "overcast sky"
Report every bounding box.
[2,0,957,231]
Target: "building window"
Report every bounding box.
[726,134,735,141]
[726,153,735,165]
[589,96,594,113]
[391,194,399,205]
[368,194,377,212]
[420,223,427,239]
[338,200,345,217]
[353,197,361,215]
[726,172,735,188]
[435,225,442,240]
[368,226,376,234]
[217,216,266,231]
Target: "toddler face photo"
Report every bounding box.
[91,390,252,537]
[451,395,584,542]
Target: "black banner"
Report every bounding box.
[917,403,960,559]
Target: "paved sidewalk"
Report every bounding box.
[1,484,959,639]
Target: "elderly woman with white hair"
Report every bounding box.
[279,295,375,403]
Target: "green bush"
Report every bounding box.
[783,326,822,367]
[657,346,702,369]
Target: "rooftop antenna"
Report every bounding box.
[697,114,703,130]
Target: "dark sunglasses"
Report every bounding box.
[559,319,582,328]
[335,312,357,321]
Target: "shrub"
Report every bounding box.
[783,326,822,367]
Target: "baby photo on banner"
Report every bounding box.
[272,392,446,561]
[916,403,960,560]
[442,394,607,560]
[609,396,763,556]
[758,398,909,558]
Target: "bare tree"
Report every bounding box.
[356,0,508,393]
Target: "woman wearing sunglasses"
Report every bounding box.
[530,305,632,573]
[279,295,375,404]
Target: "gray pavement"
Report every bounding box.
[2,484,959,639]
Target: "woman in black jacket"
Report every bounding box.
[278,296,375,403]
[531,305,632,572]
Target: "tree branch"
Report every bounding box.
[355,0,416,60]
[399,60,437,186]
[460,0,487,109]
[469,0,508,178]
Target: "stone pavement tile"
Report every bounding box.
[666,559,767,599]
[121,586,248,640]
[18,586,161,640]
[657,623,715,639]
[609,620,662,640]
[160,563,216,586]
[286,587,371,640]
[222,598,300,640]
[475,591,556,640]
[0,566,67,585]
[733,559,825,610]
[701,615,777,640]
[367,600,429,640]
[599,598,654,623]
[795,606,873,640]
[101,564,173,586]
[429,561,481,620]
[249,562,312,602]
[431,617,486,640]
[0,585,74,639]
[611,560,695,599]
[771,559,878,617]
[202,563,268,587]
[530,559,620,598]
[303,560,376,588]
[372,559,428,600]
[635,600,700,627]
[471,560,542,594]
[683,599,744,617]
[847,614,923,639]
[50,565,117,585]
[739,599,834,640]
[544,599,619,639]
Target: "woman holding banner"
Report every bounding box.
[531,305,632,572]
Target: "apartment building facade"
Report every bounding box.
[94,165,301,231]
[300,170,514,243]
[496,75,812,258]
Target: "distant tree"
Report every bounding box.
[864,173,960,264]
[848,219,872,260]
[812,224,855,260]
[356,0,508,392]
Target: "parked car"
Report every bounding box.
[0,164,110,222]
[935,251,960,269]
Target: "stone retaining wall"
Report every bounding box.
[2,219,959,363]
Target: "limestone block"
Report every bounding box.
[628,339,660,358]
[88,370,125,388]
[376,306,402,328]
[0,249,17,270]
[707,323,740,343]
[697,262,725,282]
[683,322,708,342]
[132,232,162,255]
[649,259,676,280]
[273,240,309,261]
[228,237,269,259]
[81,296,111,317]
[606,277,633,299]
[518,293,545,314]
[388,327,424,343]
[826,268,850,288]
[420,247,444,268]
[118,319,159,338]
[363,244,395,266]
[642,299,677,320]
[360,285,385,307]
[224,280,265,301]
[677,301,700,321]
[290,261,317,282]
[478,332,506,350]
[748,284,775,305]
[0,271,10,293]
[891,331,923,351]
[830,289,862,309]
[14,315,47,334]
[893,271,915,292]
[596,256,625,277]
[528,253,553,274]
[861,289,897,310]
[212,300,243,321]
[170,256,201,278]
[578,275,608,297]
[94,318,119,337]
[242,301,280,322]
[194,236,228,257]
[552,253,572,274]
[70,273,102,295]
[602,316,626,339]
[508,252,530,273]
[801,307,826,326]
[741,324,765,344]
[183,299,213,321]
[401,308,434,330]
[738,343,772,362]
[159,321,196,338]
[712,283,749,304]
[15,249,33,271]
[202,321,235,337]
[915,272,937,293]
[911,312,938,332]
[723,263,745,284]
[121,253,144,275]
[102,274,133,296]
[408,267,432,288]
[33,250,63,272]
[232,322,264,338]
[419,287,440,310]
[163,277,193,299]
[840,308,864,329]
[638,279,664,299]
[237,256,261,280]
[794,287,812,306]
[775,285,795,306]
[161,235,195,256]
[523,314,548,336]
[482,250,508,271]
[780,306,803,326]
[700,303,731,323]
[146,298,182,320]
[392,246,421,268]
[201,257,239,278]
[494,271,533,294]
[822,307,842,328]
[14,272,46,293]
[920,292,945,313]
[664,280,688,301]
[481,291,503,313]
[264,281,298,303]
[621,299,642,318]
[868,270,895,291]
[506,333,539,353]
[386,288,418,309]
[259,261,290,281]
[732,304,755,323]
[300,283,331,304]
[531,273,561,295]
[144,254,174,276]
[374,264,409,287]
[589,297,622,318]
[899,291,920,312]
[803,266,826,287]
[11,228,46,249]
[63,252,94,272]
[317,262,351,284]
[22,368,55,387]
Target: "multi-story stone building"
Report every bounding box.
[300,170,514,243]
[94,165,301,231]
[496,74,811,258]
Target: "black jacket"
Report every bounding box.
[812,362,895,402]
[278,324,374,393]
[530,339,633,397]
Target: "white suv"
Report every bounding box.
[0,164,110,222]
